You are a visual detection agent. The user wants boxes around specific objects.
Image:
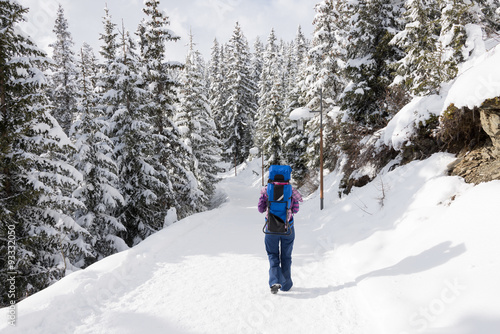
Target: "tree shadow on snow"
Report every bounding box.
[354,241,466,283]
[283,241,466,299]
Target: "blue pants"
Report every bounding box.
[264,226,295,291]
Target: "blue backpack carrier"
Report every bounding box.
[263,165,293,235]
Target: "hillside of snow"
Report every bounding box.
[2,153,500,334]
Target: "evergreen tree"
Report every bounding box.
[250,36,264,132]
[256,29,287,166]
[0,0,89,305]
[251,37,264,98]
[222,22,257,166]
[137,0,192,219]
[391,0,442,95]
[72,43,126,263]
[305,0,347,111]
[98,5,118,70]
[439,0,483,80]
[342,0,403,126]
[478,0,500,34]
[48,4,78,135]
[208,39,226,142]
[302,0,348,170]
[176,35,222,213]
[111,28,168,246]
[284,26,309,183]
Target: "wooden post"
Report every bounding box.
[261,151,264,186]
[319,88,324,210]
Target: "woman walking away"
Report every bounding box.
[258,165,302,294]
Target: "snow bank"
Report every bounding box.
[444,42,500,110]
[383,94,444,150]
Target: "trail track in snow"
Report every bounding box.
[1,161,375,334]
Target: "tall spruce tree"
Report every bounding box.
[438,0,483,81]
[137,0,192,219]
[0,0,90,305]
[391,0,442,95]
[251,37,264,99]
[208,39,226,142]
[478,0,500,33]
[222,22,257,166]
[72,43,126,263]
[176,35,221,213]
[111,28,168,246]
[342,0,402,126]
[302,0,348,170]
[284,26,309,183]
[256,29,287,166]
[48,4,78,135]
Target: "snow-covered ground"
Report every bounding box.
[1,153,500,333]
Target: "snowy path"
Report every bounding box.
[1,161,374,334]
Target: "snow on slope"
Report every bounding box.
[383,34,500,151]
[2,154,500,334]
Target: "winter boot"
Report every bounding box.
[270,284,281,294]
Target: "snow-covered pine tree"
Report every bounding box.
[0,0,90,305]
[391,0,442,96]
[478,0,500,34]
[208,39,226,142]
[137,0,192,219]
[280,39,293,102]
[305,0,347,112]
[438,0,484,81]
[110,27,169,246]
[256,29,288,166]
[302,0,347,171]
[176,34,222,213]
[217,44,231,146]
[284,26,309,183]
[222,22,257,166]
[250,36,264,130]
[251,37,264,99]
[48,4,78,135]
[341,0,403,126]
[71,43,126,263]
[98,5,118,72]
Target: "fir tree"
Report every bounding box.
[222,22,257,166]
[251,37,264,97]
[302,0,347,170]
[439,0,482,80]
[98,5,118,68]
[0,0,89,305]
[208,39,226,142]
[391,0,442,95]
[176,35,222,213]
[342,0,403,126]
[256,29,287,166]
[48,4,78,135]
[137,0,192,219]
[111,28,168,246]
[284,26,309,183]
[72,43,126,263]
[478,0,500,34]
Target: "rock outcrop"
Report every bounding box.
[480,98,500,157]
[449,97,500,183]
